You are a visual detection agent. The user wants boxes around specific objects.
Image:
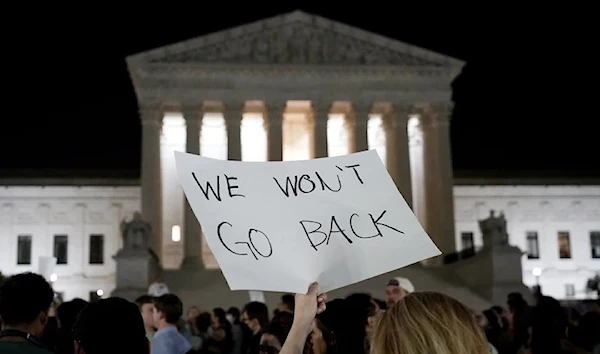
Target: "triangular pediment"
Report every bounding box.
[127,11,463,68]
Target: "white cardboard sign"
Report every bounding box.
[175,150,440,294]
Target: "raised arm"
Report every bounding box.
[280,282,327,354]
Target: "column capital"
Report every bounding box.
[349,102,372,128]
[181,105,204,126]
[222,102,245,124]
[264,102,286,128]
[417,102,453,128]
[139,103,163,127]
[383,103,413,130]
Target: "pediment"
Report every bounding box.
[128,11,463,68]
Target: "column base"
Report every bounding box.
[181,256,205,269]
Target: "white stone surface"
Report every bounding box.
[1,183,598,301]
[0,186,140,300]
[454,185,600,300]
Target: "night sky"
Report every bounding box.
[3,7,597,178]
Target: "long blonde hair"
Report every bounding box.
[371,292,489,354]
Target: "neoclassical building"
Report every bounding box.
[0,11,598,303]
[126,10,462,268]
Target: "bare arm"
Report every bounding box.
[279,323,311,354]
[280,283,327,354]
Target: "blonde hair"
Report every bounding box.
[371,292,489,354]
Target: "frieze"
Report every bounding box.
[15,211,36,224]
[87,211,107,224]
[49,210,71,225]
[519,210,544,222]
[147,23,447,67]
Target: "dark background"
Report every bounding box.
[2,7,597,178]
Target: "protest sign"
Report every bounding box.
[175,150,441,294]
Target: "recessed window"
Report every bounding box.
[526,232,540,259]
[17,235,32,265]
[89,234,104,264]
[558,232,571,259]
[53,235,68,265]
[461,232,474,250]
[590,231,600,259]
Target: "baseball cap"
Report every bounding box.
[386,277,415,293]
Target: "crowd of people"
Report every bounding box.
[0,272,598,354]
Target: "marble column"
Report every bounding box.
[265,102,285,161]
[384,104,413,208]
[224,103,243,161]
[312,103,330,158]
[140,103,163,260]
[182,106,204,268]
[420,103,456,261]
[349,103,371,153]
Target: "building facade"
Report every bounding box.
[0,183,140,300]
[1,182,598,301]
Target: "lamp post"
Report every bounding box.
[532,267,542,285]
[531,267,543,297]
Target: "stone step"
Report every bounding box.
[162,263,492,312]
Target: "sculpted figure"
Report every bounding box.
[479,210,510,248]
[120,212,151,251]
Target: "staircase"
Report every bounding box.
[162,262,493,312]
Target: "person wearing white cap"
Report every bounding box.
[384,277,414,306]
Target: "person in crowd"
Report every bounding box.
[472,310,500,354]
[482,308,504,350]
[201,308,233,354]
[72,297,148,354]
[179,317,194,344]
[190,311,211,352]
[344,293,375,354]
[39,300,58,353]
[55,298,89,354]
[304,317,336,354]
[523,295,567,354]
[242,302,269,354]
[492,305,510,329]
[372,299,387,311]
[186,306,201,336]
[370,291,489,354]
[277,295,295,314]
[259,311,293,354]
[384,277,413,306]
[571,311,600,354]
[281,283,492,354]
[226,307,241,324]
[506,293,532,354]
[315,298,350,354]
[364,299,380,354]
[226,307,244,354]
[0,272,55,354]
[136,295,157,341]
[151,294,191,354]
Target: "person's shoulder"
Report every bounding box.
[0,341,54,354]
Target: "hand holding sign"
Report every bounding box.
[175,150,441,293]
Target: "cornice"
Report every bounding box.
[130,63,459,81]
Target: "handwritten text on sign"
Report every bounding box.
[175,150,440,293]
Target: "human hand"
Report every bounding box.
[293,282,327,331]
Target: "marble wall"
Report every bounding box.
[1,184,598,301]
